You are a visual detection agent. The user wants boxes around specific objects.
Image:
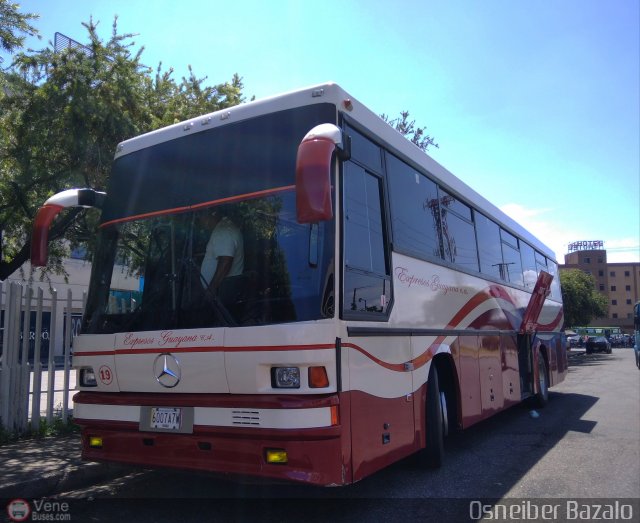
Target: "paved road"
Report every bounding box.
[49,348,640,521]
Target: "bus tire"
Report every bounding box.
[533,352,549,408]
[423,365,445,468]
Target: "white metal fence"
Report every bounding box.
[0,281,80,433]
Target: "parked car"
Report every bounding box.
[567,335,582,348]
[585,336,612,354]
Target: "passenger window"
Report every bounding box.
[386,153,443,260]
[500,229,523,286]
[535,251,548,275]
[547,259,562,301]
[476,213,502,279]
[502,242,524,286]
[439,190,478,271]
[520,242,537,290]
[347,126,382,173]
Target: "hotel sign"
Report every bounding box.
[568,240,604,252]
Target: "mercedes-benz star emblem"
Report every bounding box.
[153,353,181,388]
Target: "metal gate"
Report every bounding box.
[0,281,79,433]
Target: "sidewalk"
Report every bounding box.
[0,434,131,499]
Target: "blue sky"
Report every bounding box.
[6,0,640,263]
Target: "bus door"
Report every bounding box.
[341,154,414,478]
[517,333,533,396]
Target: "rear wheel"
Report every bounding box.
[423,365,445,468]
[533,353,549,408]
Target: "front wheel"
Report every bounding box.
[422,365,445,468]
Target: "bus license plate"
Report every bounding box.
[150,407,182,431]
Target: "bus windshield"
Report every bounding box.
[82,104,336,333]
[83,192,334,333]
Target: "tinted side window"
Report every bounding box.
[535,250,548,275]
[344,162,386,274]
[500,229,523,285]
[476,213,502,279]
[502,242,524,286]
[343,161,390,317]
[439,190,479,271]
[521,242,537,290]
[348,126,382,172]
[547,259,562,301]
[387,154,443,260]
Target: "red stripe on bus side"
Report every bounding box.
[536,307,564,331]
[73,343,336,358]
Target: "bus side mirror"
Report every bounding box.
[31,189,106,267]
[295,124,346,224]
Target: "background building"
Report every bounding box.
[561,240,640,332]
[1,249,140,364]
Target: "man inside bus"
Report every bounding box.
[200,206,244,295]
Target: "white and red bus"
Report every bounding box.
[31,83,567,486]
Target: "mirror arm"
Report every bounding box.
[31,188,106,267]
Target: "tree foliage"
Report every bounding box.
[0,17,245,280]
[0,0,39,60]
[560,269,608,327]
[381,110,439,152]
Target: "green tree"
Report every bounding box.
[0,0,39,61]
[381,110,439,152]
[0,17,245,280]
[560,269,608,327]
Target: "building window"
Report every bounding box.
[625,271,630,277]
[583,257,591,264]
[598,270,604,276]
[627,299,632,305]
[611,285,616,291]
[625,285,631,291]
[611,299,617,305]
[597,257,604,263]
[612,313,618,319]
[599,284,605,291]
[609,271,616,277]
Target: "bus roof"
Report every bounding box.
[114,82,556,261]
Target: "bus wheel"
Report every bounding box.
[423,365,445,468]
[533,353,549,408]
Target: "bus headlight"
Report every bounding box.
[271,367,300,389]
[79,367,98,387]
